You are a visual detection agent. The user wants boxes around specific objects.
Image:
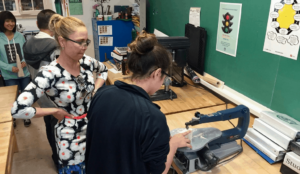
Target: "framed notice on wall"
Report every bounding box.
[99,36,113,46]
[263,0,300,60]
[69,0,83,15]
[216,2,242,57]
[98,25,113,35]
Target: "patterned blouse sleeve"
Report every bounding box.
[82,55,108,80]
[11,66,58,119]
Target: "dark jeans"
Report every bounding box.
[0,75,4,87]
[44,115,59,167]
[4,76,31,91]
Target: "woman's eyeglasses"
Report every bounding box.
[161,70,171,77]
[63,37,91,47]
[149,68,171,77]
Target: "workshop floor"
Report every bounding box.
[11,116,57,174]
[11,117,176,174]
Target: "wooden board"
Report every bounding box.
[103,62,225,115]
[0,122,17,174]
[0,86,18,124]
[0,109,12,124]
[167,104,282,174]
[0,86,18,96]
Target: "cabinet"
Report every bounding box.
[92,19,134,62]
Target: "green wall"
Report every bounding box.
[147,0,300,121]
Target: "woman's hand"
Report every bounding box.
[162,131,193,174]
[21,62,27,68]
[170,130,192,149]
[53,108,75,122]
[12,66,19,73]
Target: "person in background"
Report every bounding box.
[24,9,58,79]
[0,11,31,127]
[23,9,59,170]
[11,13,107,174]
[85,32,192,174]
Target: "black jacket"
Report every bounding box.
[86,81,170,174]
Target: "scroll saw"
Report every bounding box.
[171,105,250,173]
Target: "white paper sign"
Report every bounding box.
[189,7,201,27]
[263,0,300,60]
[154,29,169,37]
[99,36,113,46]
[98,25,113,35]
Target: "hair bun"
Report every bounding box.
[48,14,63,33]
[129,32,157,55]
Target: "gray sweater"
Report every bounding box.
[23,35,58,108]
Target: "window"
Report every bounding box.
[0,0,53,17]
[0,0,16,11]
[21,0,44,11]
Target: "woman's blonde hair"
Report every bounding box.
[48,14,85,49]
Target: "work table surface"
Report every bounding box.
[103,62,225,115]
[0,85,18,124]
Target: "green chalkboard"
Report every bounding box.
[147,0,300,121]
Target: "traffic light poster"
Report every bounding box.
[263,0,300,60]
[216,2,242,57]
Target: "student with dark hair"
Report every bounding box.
[23,9,57,79]
[85,32,192,174]
[0,11,31,127]
[23,9,59,170]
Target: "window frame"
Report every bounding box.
[1,0,54,18]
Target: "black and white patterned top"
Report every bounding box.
[11,55,108,165]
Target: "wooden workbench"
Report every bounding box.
[0,122,18,174]
[0,86,18,124]
[167,105,282,174]
[0,85,19,174]
[103,62,226,115]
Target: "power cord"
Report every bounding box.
[217,139,243,166]
[216,119,244,166]
[228,120,235,128]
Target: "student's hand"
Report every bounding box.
[12,66,19,73]
[170,130,192,149]
[21,62,27,68]
[53,108,75,122]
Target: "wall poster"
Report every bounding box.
[98,25,113,35]
[216,2,242,57]
[263,0,300,60]
[99,36,113,46]
[69,0,83,15]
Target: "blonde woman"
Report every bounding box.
[11,14,107,174]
